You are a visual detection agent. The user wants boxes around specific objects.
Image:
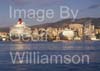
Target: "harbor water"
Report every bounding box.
[0,41,100,71]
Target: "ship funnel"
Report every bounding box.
[18,18,22,24]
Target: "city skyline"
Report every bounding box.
[0,0,100,27]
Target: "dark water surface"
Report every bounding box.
[0,41,100,71]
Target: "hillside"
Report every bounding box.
[0,18,100,32]
[31,18,100,28]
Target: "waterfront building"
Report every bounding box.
[69,23,83,37]
[95,26,100,39]
[38,28,47,40]
[32,28,39,40]
[95,26,100,34]
[0,32,8,41]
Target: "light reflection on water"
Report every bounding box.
[0,41,100,71]
[0,41,99,51]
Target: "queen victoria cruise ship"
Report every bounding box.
[9,18,32,41]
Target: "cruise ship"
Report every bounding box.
[9,18,32,41]
[60,28,74,40]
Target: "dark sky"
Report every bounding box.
[0,0,100,27]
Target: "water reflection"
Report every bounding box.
[14,42,25,50]
[0,41,100,71]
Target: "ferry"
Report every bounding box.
[9,18,32,42]
[60,28,74,40]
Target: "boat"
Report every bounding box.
[59,28,74,40]
[90,34,97,40]
[9,18,32,42]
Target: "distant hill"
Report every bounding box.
[0,18,100,32]
[0,27,9,33]
[31,18,100,28]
